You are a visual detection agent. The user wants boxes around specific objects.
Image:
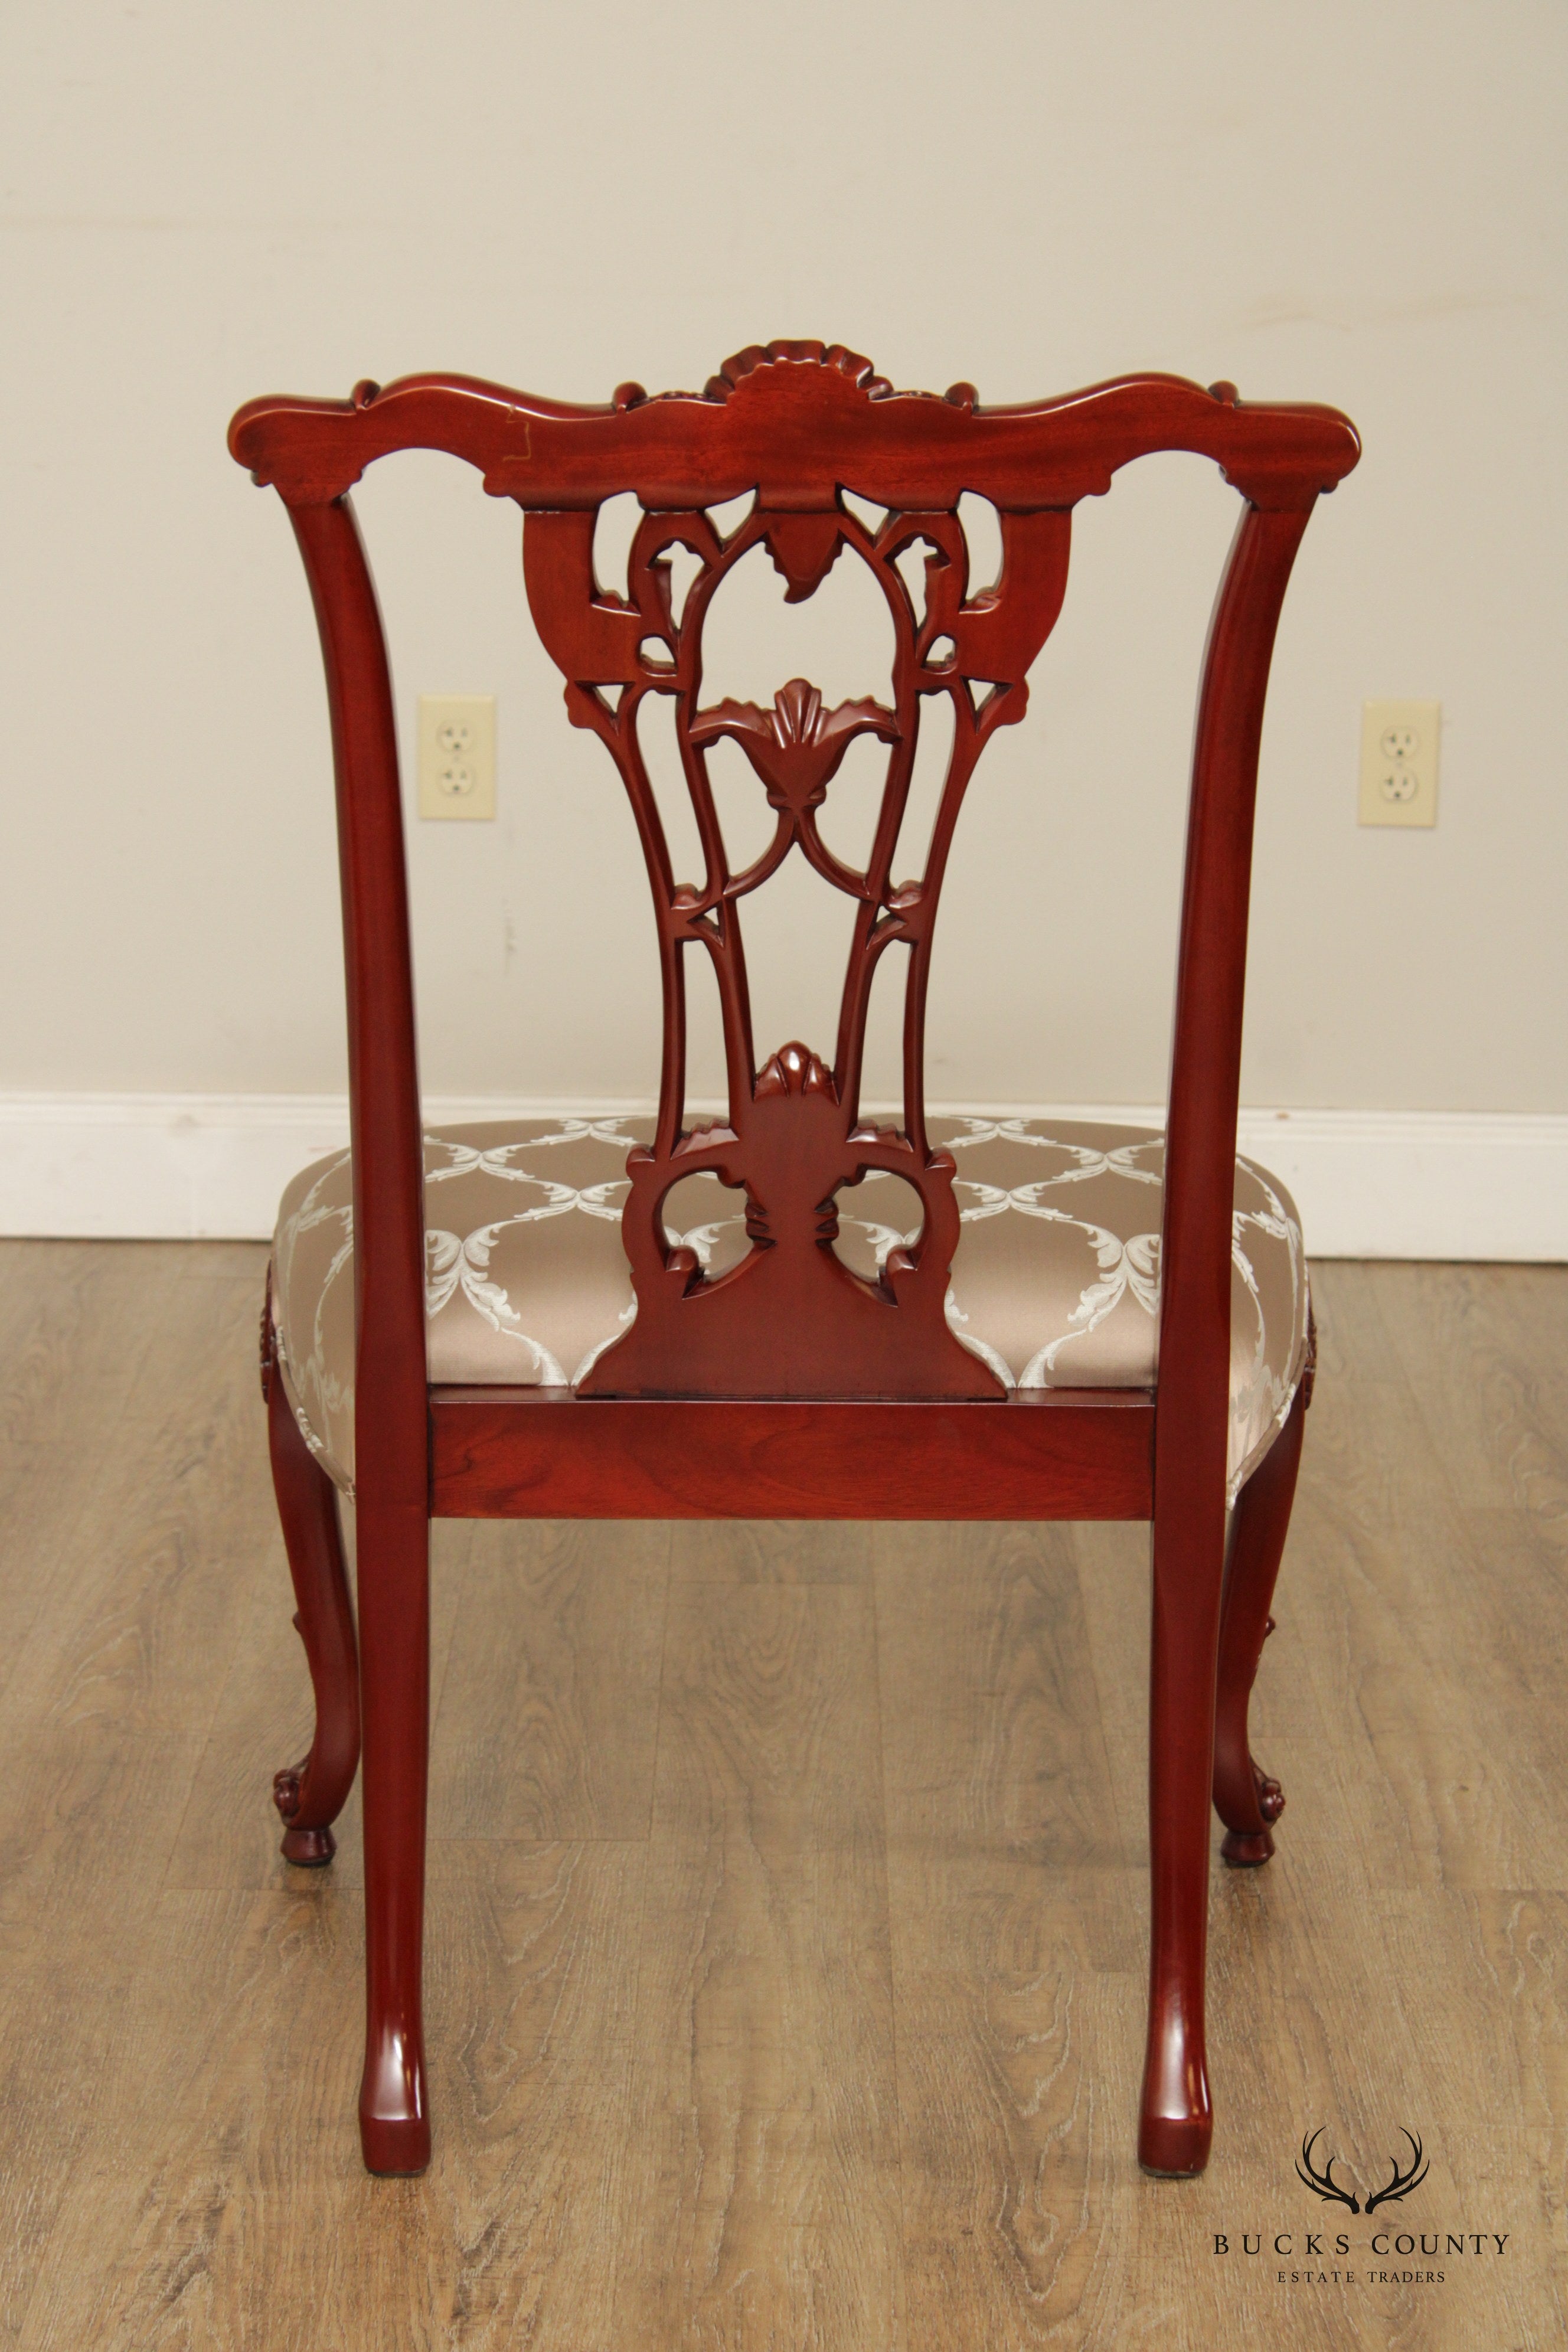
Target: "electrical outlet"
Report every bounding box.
[1359,698,1439,828]
[417,695,496,820]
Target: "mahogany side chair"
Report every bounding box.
[228,344,1359,2180]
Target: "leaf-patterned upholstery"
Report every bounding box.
[271,1115,1309,1503]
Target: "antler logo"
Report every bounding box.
[1296,2127,1429,2213]
[1296,2128,1361,2211]
[1364,2130,1429,2213]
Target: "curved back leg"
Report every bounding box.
[262,1286,361,1866]
[1213,1374,1308,1865]
[1140,1487,1226,2173]
[354,1491,432,2173]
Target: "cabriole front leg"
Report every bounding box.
[263,1297,360,1867]
[1212,1380,1306,1866]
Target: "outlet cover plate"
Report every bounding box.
[1359,698,1439,828]
[418,694,496,820]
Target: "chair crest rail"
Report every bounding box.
[231,342,1358,513]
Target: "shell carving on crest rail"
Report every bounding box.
[227,337,1360,1402]
[521,344,1073,1397]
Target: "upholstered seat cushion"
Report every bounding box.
[272,1116,1309,1503]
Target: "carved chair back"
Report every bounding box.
[233,344,1360,2186]
[230,344,1358,1432]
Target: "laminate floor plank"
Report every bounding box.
[0,1239,193,1442]
[428,1518,670,1843]
[0,1439,100,1718]
[18,1840,645,2352]
[0,1785,206,2321]
[612,1577,906,2352]
[0,1245,260,1723]
[0,1253,266,1749]
[0,1250,274,2346]
[874,1520,1143,2350]
[1295,1291,1568,1892]
[884,1853,1143,2351]
[1454,1505,1568,1702]
[1064,1521,1151,1871]
[1360,1887,1568,2350]
[671,1518,874,1586]
[1372,1263,1568,1521]
[0,1258,268,1943]
[875,1519,1140,1932]
[2,1244,1566,2347]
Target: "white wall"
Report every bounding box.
[1,4,1564,1172]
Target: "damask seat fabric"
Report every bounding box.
[270,1116,1309,1503]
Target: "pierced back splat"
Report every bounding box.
[523,350,1070,1397]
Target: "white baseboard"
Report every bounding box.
[0,1092,1562,1259]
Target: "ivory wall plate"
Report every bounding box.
[1359,698,1439,828]
[417,694,496,820]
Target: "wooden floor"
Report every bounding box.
[0,1246,1563,2350]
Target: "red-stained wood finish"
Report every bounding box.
[1213,1378,1308,1867]
[1137,498,1320,2174]
[517,422,1070,1400]
[231,342,1358,2183]
[285,495,432,2175]
[261,1295,360,1867]
[429,1390,1155,1523]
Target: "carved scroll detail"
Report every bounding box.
[522,346,1073,1399]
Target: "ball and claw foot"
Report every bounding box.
[1221,1761,1286,1868]
[273,1763,337,1867]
